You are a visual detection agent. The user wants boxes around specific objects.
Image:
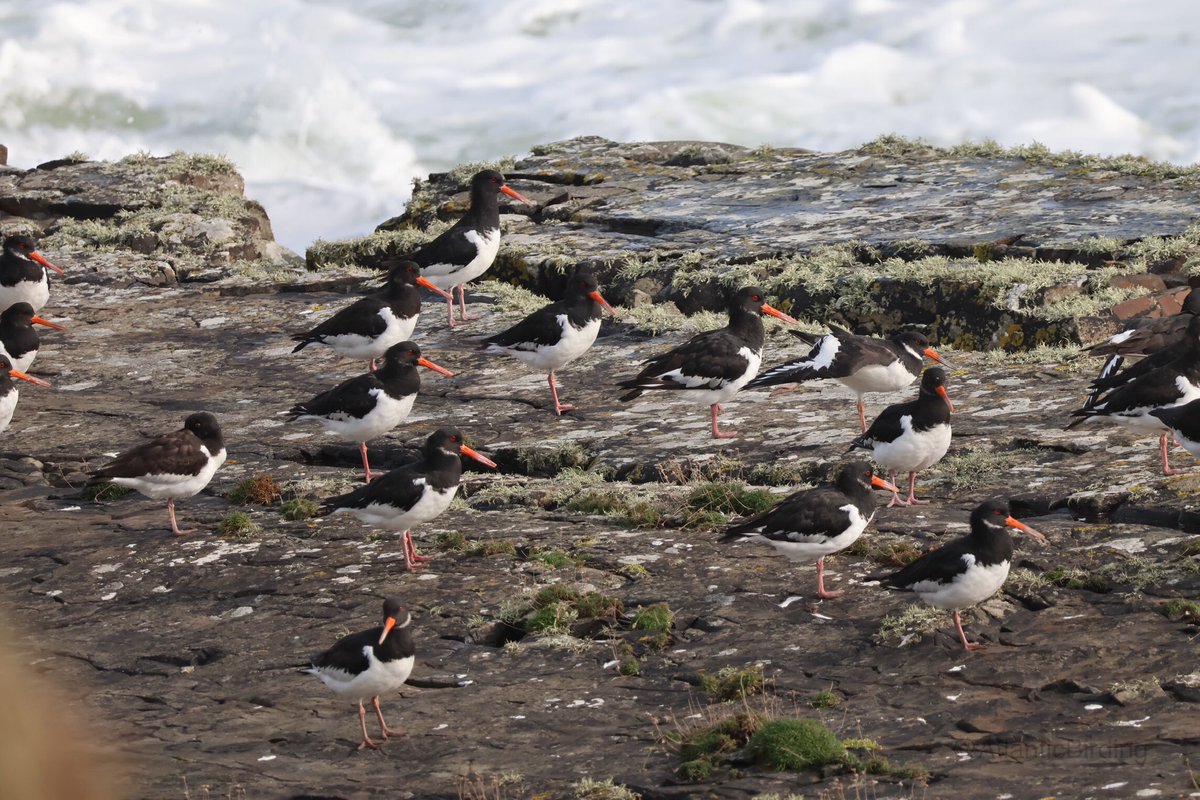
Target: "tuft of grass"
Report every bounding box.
[684,482,776,528]
[632,603,674,632]
[466,538,518,557]
[218,511,260,538]
[746,719,845,772]
[1161,598,1200,623]
[809,689,841,709]
[699,665,766,702]
[227,474,281,505]
[874,603,949,646]
[82,481,136,502]
[572,777,641,800]
[437,531,468,551]
[515,442,592,476]
[529,548,578,569]
[1043,566,1111,592]
[279,498,319,520]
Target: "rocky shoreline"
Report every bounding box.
[1,139,1199,799]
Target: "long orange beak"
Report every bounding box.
[924,346,954,368]
[32,315,66,332]
[936,385,955,412]
[29,251,65,276]
[459,444,497,469]
[761,303,799,325]
[1005,516,1047,543]
[417,356,454,377]
[589,289,616,316]
[9,368,51,389]
[377,615,396,645]
[417,275,454,301]
[870,474,900,493]
[500,184,537,207]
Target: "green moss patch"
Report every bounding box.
[82,481,136,502]
[747,719,845,771]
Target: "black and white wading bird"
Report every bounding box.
[0,234,65,314]
[875,499,1046,652]
[408,169,537,327]
[305,598,416,750]
[89,412,227,536]
[0,354,52,434]
[720,461,898,598]
[847,367,954,507]
[319,428,496,570]
[292,260,442,371]
[481,269,615,415]
[1068,316,1200,475]
[289,341,454,483]
[748,325,951,432]
[0,301,66,373]
[617,286,798,439]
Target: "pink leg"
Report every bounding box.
[954,610,985,652]
[167,498,195,536]
[371,695,401,739]
[548,372,575,415]
[356,701,382,750]
[455,285,476,323]
[885,471,906,508]
[710,403,737,439]
[368,358,377,372]
[905,472,930,506]
[444,292,457,328]
[402,530,432,570]
[359,442,381,483]
[815,557,843,598]
[857,398,868,433]
[1161,432,1185,476]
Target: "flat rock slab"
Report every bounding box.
[2,274,1199,799]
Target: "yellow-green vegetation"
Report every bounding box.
[809,689,841,709]
[305,225,449,270]
[503,584,624,636]
[279,498,320,521]
[466,538,518,557]
[572,777,641,800]
[226,474,282,505]
[698,665,766,702]
[631,602,674,632]
[516,442,593,476]
[1161,598,1200,623]
[747,719,845,771]
[218,511,260,538]
[684,481,776,528]
[529,548,578,569]
[553,468,666,528]
[931,447,1030,492]
[875,603,949,646]
[81,481,136,502]
[436,531,468,551]
[1042,566,1111,593]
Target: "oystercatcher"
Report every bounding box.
[319,427,496,570]
[408,169,536,327]
[748,325,951,432]
[1150,398,1200,460]
[847,367,954,507]
[0,354,52,433]
[1085,314,1200,405]
[1084,288,1200,396]
[875,499,1046,652]
[1068,326,1200,475]
[0,302,66,373]
[617,286,798,439]
[481,269,615,415]
[292,260,442,371]
[288,341,454,483]
[305,597,416,750]
[720,461,898,598]
[89,412,227,536]
[0,235,65,314]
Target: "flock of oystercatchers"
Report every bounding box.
[1,167,1194,750]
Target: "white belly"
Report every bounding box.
[870,419,951,472]
[424,228,500,289]
[0,279,49,314]
[762,505,871,562]
[912,557,1010,610]
[323,308,412,360]
[494,316,600,373]
[311,650,414,702]
[109,447,226,500]
[340,482,457,530]
[660,347,761,406]
[0,342,33,374]
[0,388,17,433]
[307,391,416,443]
[840,361,916,396]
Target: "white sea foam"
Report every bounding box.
[1,0,1197,252]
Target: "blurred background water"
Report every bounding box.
[1,0,1196,252]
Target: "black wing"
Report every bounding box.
[1085,314,1191,357]
[722,486,855,544]
[292,297,388,348]
[484,300,565,350]
[93,429,209,479]
[878,536,972,589]
[749,328,896,387]
[290,374,382,421]
[310,626,382,674]
[321,462,429,513]
[410,223,479,270]
[618,329,751,399]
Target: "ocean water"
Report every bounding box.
[1,0,1197,253]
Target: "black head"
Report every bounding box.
[1184,289,1200,316]
[729,286,796,323]
[382,341,423,368]
[3,235,39,260]
[385,260,423,288]
[184,412,223,443]
[834,460,896,495]
[425,427,496,468]
[970,499,1046,542]
[894,331,951,366]
[566,270,601,296]
[0,302,35,325]
[377,597,411,644]
[920,367,946,390]
[473,169,507,190]
[469,169,535,207]
[0,354,11,373]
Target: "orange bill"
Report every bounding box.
[870,474,901,493]
[416,275,452,300]
[761,303,799,325]
[1005,516,1047,543]
[500,184,537,206]
[29,251,65,276]
[417,356,455,377]
[924,346,954,369]
[459,444,497,469]
[589,289,616,316]
[377,615,397,645]
[936,385,954,412]
[32,315,66,331]
[9,368,51,389]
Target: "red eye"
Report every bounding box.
[18,243,26,250]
